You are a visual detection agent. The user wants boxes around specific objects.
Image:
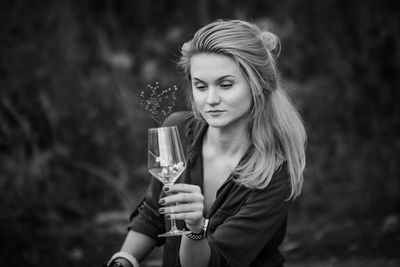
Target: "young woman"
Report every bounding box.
[105,19,306,267]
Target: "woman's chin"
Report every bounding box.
[203,117,227,128]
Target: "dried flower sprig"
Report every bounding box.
[139,82,178,125]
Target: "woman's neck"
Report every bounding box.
[205,124,250,157]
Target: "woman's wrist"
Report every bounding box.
[186,217,205,233]
[185,218,209,241]
[106,251,139,267]
[118,257,133,267]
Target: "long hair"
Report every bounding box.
[178,20,306,199]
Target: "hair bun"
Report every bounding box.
[181,42,191,53]
[260,31,281,57]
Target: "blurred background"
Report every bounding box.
[1,0,399,266]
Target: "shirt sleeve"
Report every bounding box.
[207,171,291,267]
[128,175,166,246]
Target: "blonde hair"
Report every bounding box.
[178,20,306,199]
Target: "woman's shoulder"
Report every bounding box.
[268,163,290,192]
[246,163,291,201]
[162,111,203,147]
[162,111,195,128]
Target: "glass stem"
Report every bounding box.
[170,212,178,231]
[165,184,178,231]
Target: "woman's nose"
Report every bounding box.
[206,87,221,105]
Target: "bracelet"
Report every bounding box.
[186,231,205,240]
[186,219,209,241]
[107,251,140,267]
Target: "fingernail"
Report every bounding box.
[163,186,170,192]
[159,199,165,205]
[159,208,165,214]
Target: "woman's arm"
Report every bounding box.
[111,181,165,266]
[106,230,157,267]
[179,233,211,267]
[120,230,158,262]
[162,170,291,267]
[204,172,291,267]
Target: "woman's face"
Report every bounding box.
[190,53,253,130]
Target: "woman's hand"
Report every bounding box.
[158,183,205,233]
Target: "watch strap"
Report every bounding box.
[186,219,209,241]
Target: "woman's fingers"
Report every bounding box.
[165,211,203,221]
[158,183,205,230]
[159,202,202,214]
[159,202,204,230]
[164,183,201,194]
[159,192,204,205]
[159,184,202,205]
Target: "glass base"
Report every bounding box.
[158,229,191,237]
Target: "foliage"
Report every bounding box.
[0,0,399,266]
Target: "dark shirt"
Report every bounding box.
[129,111,291,267]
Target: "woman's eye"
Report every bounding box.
[194,84,207,90]
[220,83,233,89]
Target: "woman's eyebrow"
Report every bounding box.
[216,75,236,82]
[192,75,236,83]
[192,77,205,83]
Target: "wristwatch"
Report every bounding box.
[186,219,209,241]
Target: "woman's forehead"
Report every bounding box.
[189,53,241,80]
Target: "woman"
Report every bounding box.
[105,19,306,267]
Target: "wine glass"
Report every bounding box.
[148,126,190,237]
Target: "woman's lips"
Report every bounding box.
[205,110,225,117]
[206,110,225,113]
